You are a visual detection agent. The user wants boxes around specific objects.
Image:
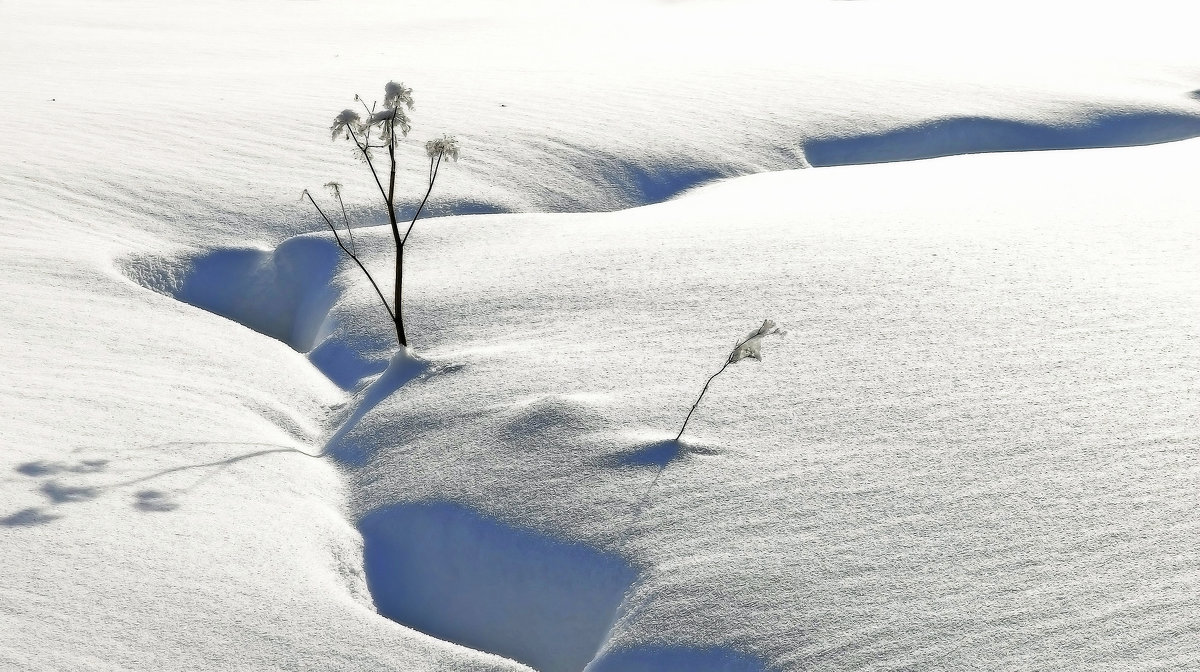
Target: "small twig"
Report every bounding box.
[346,124,389,207]
[675,359,732,443]
[403,151,443,246]
[302,189,395,322]
[326,183,356,255]
[674,332,761,443]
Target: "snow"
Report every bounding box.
[361,502,635,672]
[3,0,1200,670]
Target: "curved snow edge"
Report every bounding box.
[118,235,379,386]
[805,108,1200,167]
[359,501,636,672]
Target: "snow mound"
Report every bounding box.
[608,440,722,470]
[498,395,608,445]
[324,349,438,464]
[359,501,636,672]
[611,440,683,469]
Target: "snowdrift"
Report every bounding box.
[5,1,1200,670]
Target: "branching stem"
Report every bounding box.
[346,124,390,210]
[343,104,407,347]
[330,186,356,255]
[403,152,442,246]
[319,89,448,349]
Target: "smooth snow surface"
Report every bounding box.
[3,1,1200,671]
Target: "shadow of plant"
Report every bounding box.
[40,481,100,504]
[16,459,109,477]
[134,490,180,512]
[600,439,724,525]
[611,440,682,468]
[1,508,61,527]
[3,443,312,526]
[605,439,721,469]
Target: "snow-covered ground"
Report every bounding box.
[3,1,1199,670]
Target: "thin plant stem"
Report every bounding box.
[346,124,390,212]
[674,331,760,443]
[302,190,395,324]
[345,103,406,346]
[403,152,442,246]
[674,358,733,443]
[385,114,406,347]
[330,185,356,255]
[326,93,431,349]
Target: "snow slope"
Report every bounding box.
[3,1,1200,670]
[232,142,1198,671]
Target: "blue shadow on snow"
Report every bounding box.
[307,336,388,391]
[607,440,721,469]
[621,164,727,205]
[359,501,635,672]
[0,508,61,527]
[805,112,1200,167]
[175,236,340,352]
[613,440,682,468]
